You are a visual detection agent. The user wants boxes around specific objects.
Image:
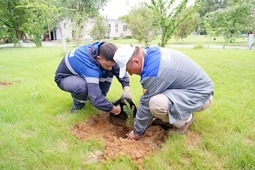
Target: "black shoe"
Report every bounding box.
[152,118,173,129]
[70,102,85,113]
[70,106,80,113]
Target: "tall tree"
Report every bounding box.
[122,2,158,46]
[0,25,8,41]
[197,0,228,17]
[19,0,67,48]
[0,0,109,49]
[148,0,200,47]
[0,0,29,46]
[204,1,255,47]
[197,0,228,35]
[18,0,52,47]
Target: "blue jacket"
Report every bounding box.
[55,42,130,112]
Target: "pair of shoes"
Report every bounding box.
[170,113,194,134]
[152,118,173,129]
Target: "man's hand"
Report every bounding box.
[110,104,121,115]
[127,130,140,140]
[122,86,132,100]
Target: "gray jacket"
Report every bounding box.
[134,46,214,135]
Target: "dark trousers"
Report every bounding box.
[57,75,112,107]
[57,75,88,107]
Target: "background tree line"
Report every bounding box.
[0,0,108,49]
[0,0,255,48]
[123,0,255,47]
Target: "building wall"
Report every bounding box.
[106,19,132,38]
[55,19,72,40]
[54,18,132,40]
[253,8,255,36]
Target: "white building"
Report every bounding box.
[106,18,132,38]
[50,18,132,41]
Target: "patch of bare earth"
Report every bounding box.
[185,131,202,148]
[0,81,13,86]
[71,111,168,164]
[245,137,255,146]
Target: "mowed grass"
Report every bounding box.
[107,34,250,47]
[0,46,254,169]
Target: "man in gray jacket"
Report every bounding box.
[114,45,214,140]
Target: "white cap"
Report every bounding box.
[113,44,135,78]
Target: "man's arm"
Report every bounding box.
[85,77,119,114]
[133,77,171,135]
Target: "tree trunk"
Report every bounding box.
[48,23,51,42]
[57,21,66,52]
[161,30,167,47]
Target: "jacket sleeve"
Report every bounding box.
[85,77,114,112]
[134,76,170,135]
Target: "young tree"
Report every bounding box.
[122,2,158,46]
[174,7,199,40]
[123,99,135,130]
[148,0,200,47]
[89,15,107,40]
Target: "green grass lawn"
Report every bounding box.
[106,35,250,47]
[0,46,254,169]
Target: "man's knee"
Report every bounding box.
[149,94,169,122]
[73,84,87,96]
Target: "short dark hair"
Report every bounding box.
[99,43,117,62]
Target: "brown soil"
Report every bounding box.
[0,81,13,86]
[71,111,168,164]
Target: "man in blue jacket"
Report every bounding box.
[114,45,214,140]
[55,42,131,114]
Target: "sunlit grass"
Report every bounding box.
[106,35,250,47]
[0,46,254,169]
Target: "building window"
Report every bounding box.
[108,24,111,33]
[123,25,127,31]
[115,24,118,33]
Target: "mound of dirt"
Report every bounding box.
[71,111,169,164]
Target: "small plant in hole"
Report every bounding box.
[123,99,135,130]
